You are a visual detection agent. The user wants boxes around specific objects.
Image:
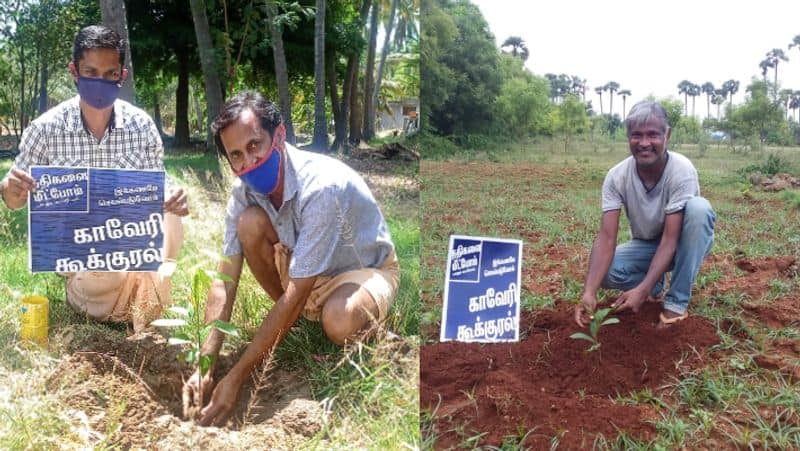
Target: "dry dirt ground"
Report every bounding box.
[47,324,323,450]
[33,154,419,449]
[420,160,800,449]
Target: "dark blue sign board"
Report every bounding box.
[440,235,523,342]
[28,166,165,272]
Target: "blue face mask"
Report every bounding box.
[77,76,121,109]
[236,147,282,195]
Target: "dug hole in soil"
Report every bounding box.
[47,327,322,449]
[421,301,720,449]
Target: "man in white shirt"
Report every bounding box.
[0,25,188,331]
[575,101,716,328]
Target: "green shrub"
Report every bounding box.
[738,153,794,177]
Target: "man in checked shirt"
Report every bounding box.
[0,25,188,332]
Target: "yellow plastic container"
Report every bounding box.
[20,295,49,346]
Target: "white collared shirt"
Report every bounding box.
[6,95,163,173]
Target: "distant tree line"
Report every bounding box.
[422,0,800,154]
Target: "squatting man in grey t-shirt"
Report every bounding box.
[574,101,716,329]
[183,91,399,426]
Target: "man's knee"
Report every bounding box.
[683,196,715,229]
[321,285,378,345]
[237,206,278,246]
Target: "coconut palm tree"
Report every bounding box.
[790,34,800,52]
[595,86,604,115]
[604,81,619,116]
[789,91,800,122]
[765,48,789,88]
[617,89,631,119]
[688,83,701,117]
[722,79,739,105]
[677,80,693,116]
[371,0,400,142]
[501,36,529,61]
[571,76,587,99]
[189,0,224,149]
[311,0,328,150]
[711,90,726,120]
[362,0,381,142]
[701,82,715,119]
[264,1,299,145]
[759,58,773,82]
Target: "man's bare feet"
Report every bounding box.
[656,309,688,329]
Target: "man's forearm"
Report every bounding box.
[201,280,238,357]
[583,235,615,296]
[227,278,314,383]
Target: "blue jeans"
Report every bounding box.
[601,197,716,314]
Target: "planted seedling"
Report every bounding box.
[152,263,238,416]
[570,307,619,353]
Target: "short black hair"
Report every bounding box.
[73,25,125,70]
[211,91,283,160]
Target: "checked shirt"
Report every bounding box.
[6,95,163,176]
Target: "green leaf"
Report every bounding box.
[589,320,599,339]
[593,307,611,323]
[587,343,601,353]
[151,318,187,327]
[167,306,189,317]
[215,272,234,283]
[183,348,198,365]
[569,332,595,343]
[171,332,192,341]
[212,320,240,337]
[601,318,620,326]
[167,336,192,346]
[192,269,211,303]
[199,355,212,376]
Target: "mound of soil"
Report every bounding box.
[710,256,797,301]
[421,302,720,449]
[49,326,322,448]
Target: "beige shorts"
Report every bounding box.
[274,244,400,322]
[64,271,172,331]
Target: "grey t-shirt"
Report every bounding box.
[601,151,699,240]
[222,144,394,279]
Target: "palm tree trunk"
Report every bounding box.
[266,1,296,145]
[349,73,363,145]
[189,0,225,151]
[609,93,614,117]
[684,93,688,116]
[337,0,371,152]
[328,46,346,152]
[622,97,626,120]
[371,0,399,136]
[362,0,380,141]
[38,61,48,114]
[153,94,164,136]
[100,0,136,103]
[311,0,328,151]
[173,49,190,148]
